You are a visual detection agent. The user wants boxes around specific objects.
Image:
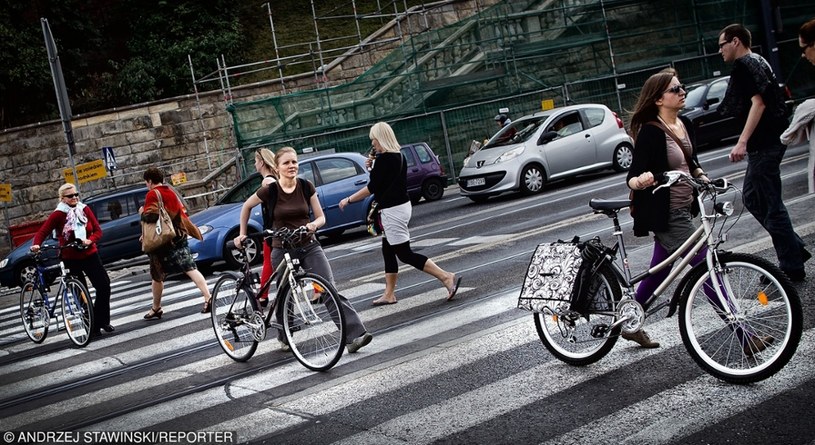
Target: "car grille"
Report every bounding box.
[458,172,506,191]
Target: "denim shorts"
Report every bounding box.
[653,207,697,254]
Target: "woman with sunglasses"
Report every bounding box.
[30,183,113,337]
[624,68,709,349]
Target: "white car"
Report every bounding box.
[458,104,634,202]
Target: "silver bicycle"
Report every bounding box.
[534,171,802,384]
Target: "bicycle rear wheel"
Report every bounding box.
[282,273,345,372]
[211,274,262,362]
[679,252,802,384]
[20,282,49,343]
[62,278,93,347]
[534,264,621,365]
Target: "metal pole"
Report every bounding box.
[263,2,287,93]
[759,0,782,79]
[439,111,457,183]
[310,0,327,88]
[188,54,212,170]
[599,1,623,114]
[41,18,79,191]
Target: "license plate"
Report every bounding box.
[467,178,486,187]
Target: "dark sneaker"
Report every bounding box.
[783,269,806,282]
[621,329,660,348]
[347,332,373,353]
[744,335,774,357]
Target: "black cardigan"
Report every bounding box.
[367,152,409,209]
[626,116,703,237]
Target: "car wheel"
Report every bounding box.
[613,143,633,172]
[422,178,445,201]
[520,164,545,194]
[16,260,36,287]
[224,230,260,270]
[468,195,489,203]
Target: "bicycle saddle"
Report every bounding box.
[589,198,630,212]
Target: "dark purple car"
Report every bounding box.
[401,142,447,203]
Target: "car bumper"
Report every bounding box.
[188,229,227,264]
[0,267,15,288]
[458,161,520,197]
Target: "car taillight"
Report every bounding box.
[436,155,446,176]
[612,111,624,129]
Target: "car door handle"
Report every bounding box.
[354,180,368,186]
[584,134,591,139]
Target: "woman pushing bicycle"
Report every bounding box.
[625,68,710,349]
[233,146,373,354]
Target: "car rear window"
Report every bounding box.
[584,108,605,128]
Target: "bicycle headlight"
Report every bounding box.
[715,201,734,216]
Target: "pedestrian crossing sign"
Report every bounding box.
[102,146,117,171]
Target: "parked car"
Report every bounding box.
[0,185,148,288]
[679,76,738,147]
[457,104,634,202]
[402,142,447,203]
[188,152,377,269]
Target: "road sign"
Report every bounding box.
[102,146,117,171]
[64,159,107,184]
[0,183,11,203]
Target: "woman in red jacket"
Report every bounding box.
[31,183,113,337]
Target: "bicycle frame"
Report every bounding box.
[598,172,739,323]
[34,255,73,332]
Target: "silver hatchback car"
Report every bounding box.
[458,104,634,202]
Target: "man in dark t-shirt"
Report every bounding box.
[718,23,809,280]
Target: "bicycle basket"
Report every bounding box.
[518,241,582,313]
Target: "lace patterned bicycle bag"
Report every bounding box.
[517,241,582,313]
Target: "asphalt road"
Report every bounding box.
[0,142,813,444]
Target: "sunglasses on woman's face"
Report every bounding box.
[664,84,686,94]
[63,193,80,199]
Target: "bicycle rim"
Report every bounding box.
[534,265,620,366]
[679,253,802,384]
[211,275,260,362]
[283,274,345,372]
[20,282,49,343]
[62,279,93,347]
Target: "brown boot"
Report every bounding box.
[744,335,774,357]
[621,329,660,348]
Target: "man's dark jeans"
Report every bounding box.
[743,145,805,275]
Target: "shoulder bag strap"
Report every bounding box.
[645,121,696,171]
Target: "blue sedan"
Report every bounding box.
[188,152,376,269]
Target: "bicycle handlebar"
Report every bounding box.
[653,170,730,195]
[241,227,311,249]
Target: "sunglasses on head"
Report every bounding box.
[63,193,80,199]
[665,84,686,94]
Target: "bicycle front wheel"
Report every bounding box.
[211,274,262,362]
[534,264,621,366]
[20,282,49,343]
[62,278,93,347]
[282,273,346,372]
[679,252,802,384]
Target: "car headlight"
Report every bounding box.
[197,225,213,236]
[463,156,471,168]
[495,146,525,164]
[0,258,8,269]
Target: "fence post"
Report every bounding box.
[439,111,457,184]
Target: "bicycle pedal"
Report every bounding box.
[591,324,610,338]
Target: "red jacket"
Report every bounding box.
[33,206,102,260]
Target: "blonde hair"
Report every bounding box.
[275,146,297,166]
[58,183,77,199]
[369,122,401,153]
[256,148,277,178]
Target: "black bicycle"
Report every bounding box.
[20,241,94,347]
[209,227,346,371]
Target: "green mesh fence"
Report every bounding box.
[229,0,815,181]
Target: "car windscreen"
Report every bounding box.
[483,116,548,149]
[218,175,263,205]
[683,84,706,109]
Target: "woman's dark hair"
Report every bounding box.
[143,167,164,184]
[800,18,815,46]
[628,69,677,141]
[720,23,752,48]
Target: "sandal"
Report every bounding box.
[144,307,163,320]
[201,299,212,314]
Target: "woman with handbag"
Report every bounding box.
[31,183,113,337]
[626,68,710,349]
[140,167,211,319]
[339,122,462,306]
[234,147,373,353]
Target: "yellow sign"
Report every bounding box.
[171,172,187,185]
[541,99,555,111]
[64,159,107,184]
[0,183,11,203]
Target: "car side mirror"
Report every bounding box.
[703,97,720,110]
[539,131,558,144]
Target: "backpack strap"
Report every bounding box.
[263,177,310,229]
